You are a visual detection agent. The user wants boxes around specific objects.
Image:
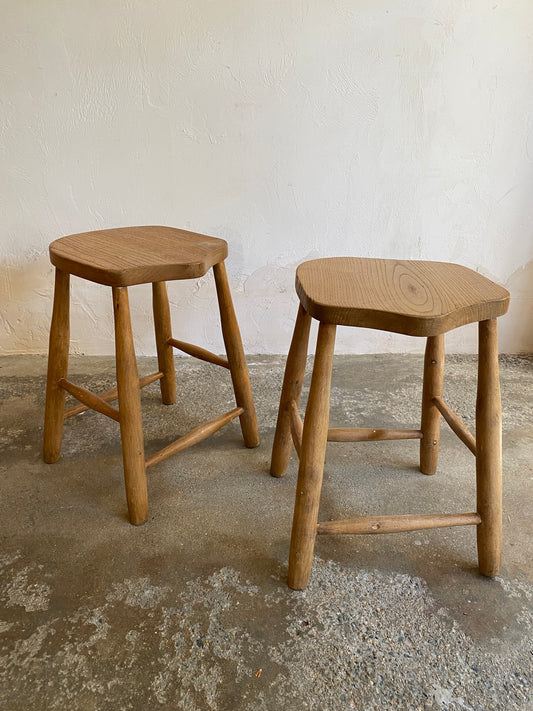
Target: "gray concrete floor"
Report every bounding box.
[0,353,532,710]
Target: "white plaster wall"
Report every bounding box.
[1,1,532,356]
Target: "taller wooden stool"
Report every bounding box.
[44,226,259,525]
[270,258,510,589]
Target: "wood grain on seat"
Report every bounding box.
[50,226,228,286]
[296,258,510,336]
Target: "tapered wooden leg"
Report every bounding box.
[152,281,176,405]
[113,287,148,525]
[270,304,312,477]
[213,261,259,448]
[288,322,336,590]
[476,318,502,576]
[43,268,70,463]
[420,334,445,475]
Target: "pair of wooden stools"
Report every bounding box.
[43,226,510,589]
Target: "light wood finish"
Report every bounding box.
[58,379,120,422]
[145,407,244,469]
[168,338,230,369]
[327,427,423,442]
[433,396,477,456]
[64,371,163,419]
[50,226,228,287]
[270,305,312,477]
[288,322,336,590]
[213,261,259,448]
[113,287,148,526]
[476,319,502,576]
[274,257,509,588]
[289,400,304,457]
[420,334,445,474]
[317,512,481,535]
[296,258,510,337]
[43,269,70,463]
[152,282,176,405]
[44,226,258,524]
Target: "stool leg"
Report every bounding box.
[270,304,312,477]
[152,281,176,405]
[476,318,502,576]
[213,261,259,448]
[288,322,336,590]
[113,286,148,525]
[420,334,445,475]
[43,268,70,463]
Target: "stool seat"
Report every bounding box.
[272,256,510,589]
[50,226,228,287]
[44,226,258,525]
[296,258,509,336]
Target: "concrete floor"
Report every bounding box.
[0,353,531,710]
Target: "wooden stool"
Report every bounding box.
[44,226,259,525]
[270,258,510,589]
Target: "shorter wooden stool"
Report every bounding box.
[44,226,259,525]
[270,258,510,589]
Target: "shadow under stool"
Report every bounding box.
[43,226,259,525]
[270,257,510,589]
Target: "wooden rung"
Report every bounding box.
[317,512,482,535]
[432,396,477,455]
[327,427,423,442]
[289,401,303,457]
[64,371,163,418]
[145,406,244,469]
[59,378,120,422]
[167,338,229,369]
[140,371,164,388]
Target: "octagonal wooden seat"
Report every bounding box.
[271,257,510,589]
[44,226,259,525]
[296,258,510,335]
[49,226,228,286]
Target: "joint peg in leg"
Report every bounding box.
[476,318,502,577]
[420,334,445,475]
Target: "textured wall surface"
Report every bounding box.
[1,1,532,355]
